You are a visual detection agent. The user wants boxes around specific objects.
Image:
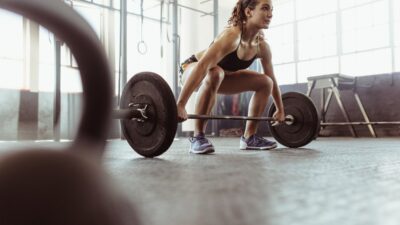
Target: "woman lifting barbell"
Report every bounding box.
[177,0,285,154]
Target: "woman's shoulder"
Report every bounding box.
[215,26,241,42]
[258,31,270,48]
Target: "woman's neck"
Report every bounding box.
[241,24,260,44]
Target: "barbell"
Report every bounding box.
[114,72,321,157]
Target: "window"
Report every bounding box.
[38,27,55,92]
[297,14,337,60]
[395,47,400,72]
[296,0,337,20]
[340,0,378,9]
[266,24,294,64]
[272,0,295,25]
[127,0,163,19]
[127,14,164,79]
[74,4,102,37]
[265,0,396,83]
[0,10,23,89]
[341,0,389,53]
[274,63,297,85]
[298,57,339,82]
[341,48,391,76]
[93,0,110,6]
[394,0,400,47]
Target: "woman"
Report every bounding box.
[177,0,285,154]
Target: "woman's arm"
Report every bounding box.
[258,40,285,120]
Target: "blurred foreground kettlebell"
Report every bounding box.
[0,0,139,224]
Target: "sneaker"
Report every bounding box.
[240,135,277,150]
[189,133,215,154]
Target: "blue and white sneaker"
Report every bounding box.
[240,135,277,150]
[189,133,215,154]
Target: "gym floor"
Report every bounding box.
[98,137,400,225]
[1,137,400,224]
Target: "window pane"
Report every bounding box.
[298,57,339,82]
[297,14,337,60]
[394,0,400,46]
[341,48,391,76]
[127,15,172,85]
[127,0,163,18]
[395,47,400,72]
[340,0,380,9]
[61,67,82,93]
[342,24,389,53]
[38,64,55,92]
[274,63,296,85]
[39,27,55,64]
[341,1,389,53]
[0,10,23,90]
[113,0,120,10]
[0,10,23,60]
[296,0,337,20]
[0,59,23,89]
[38,27,56,92]
[93,0,110,6]
[266,24,294,64]
[273,0,294,25]
[74,5,102,37]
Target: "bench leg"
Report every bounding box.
[331,87,357,137]
[354,92,377,137]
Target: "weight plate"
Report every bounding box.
[120,72,178,157]
[267,92,320,148]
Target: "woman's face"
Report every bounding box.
[246,0,273,29]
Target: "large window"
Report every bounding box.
[394,0,400,71]
[297,14,337,60]
[0,0,173,93]
[341,0,389,53]
[265,0,397,84]
[0,10,23,89]
[38,27,55,92]
[267,24,294,64]
[296,0,337,20]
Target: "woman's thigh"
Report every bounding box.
[180,62,198,86]
[217,70,272,95]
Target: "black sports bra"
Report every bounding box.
[216,33,260,72]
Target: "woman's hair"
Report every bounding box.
[228,0,259,27]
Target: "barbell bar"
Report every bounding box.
[113,108,400,126]
[321,121,400,126]
[187,114,294,124]
[113,109,294,123]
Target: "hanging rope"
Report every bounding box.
[137,0,147,55]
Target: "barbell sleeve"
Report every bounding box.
[112,109,141,119]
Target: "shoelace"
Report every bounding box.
[249,135,267,146]
[190,136,209,145]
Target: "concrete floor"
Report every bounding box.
[103,137,400,225]
[1,137,400,225]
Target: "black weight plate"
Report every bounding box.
[267,92,320,148]
[120,72,178,157]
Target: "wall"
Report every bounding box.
[0,90,83,140]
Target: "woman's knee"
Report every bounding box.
[204,67,225,89]
[257,75,273,94]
